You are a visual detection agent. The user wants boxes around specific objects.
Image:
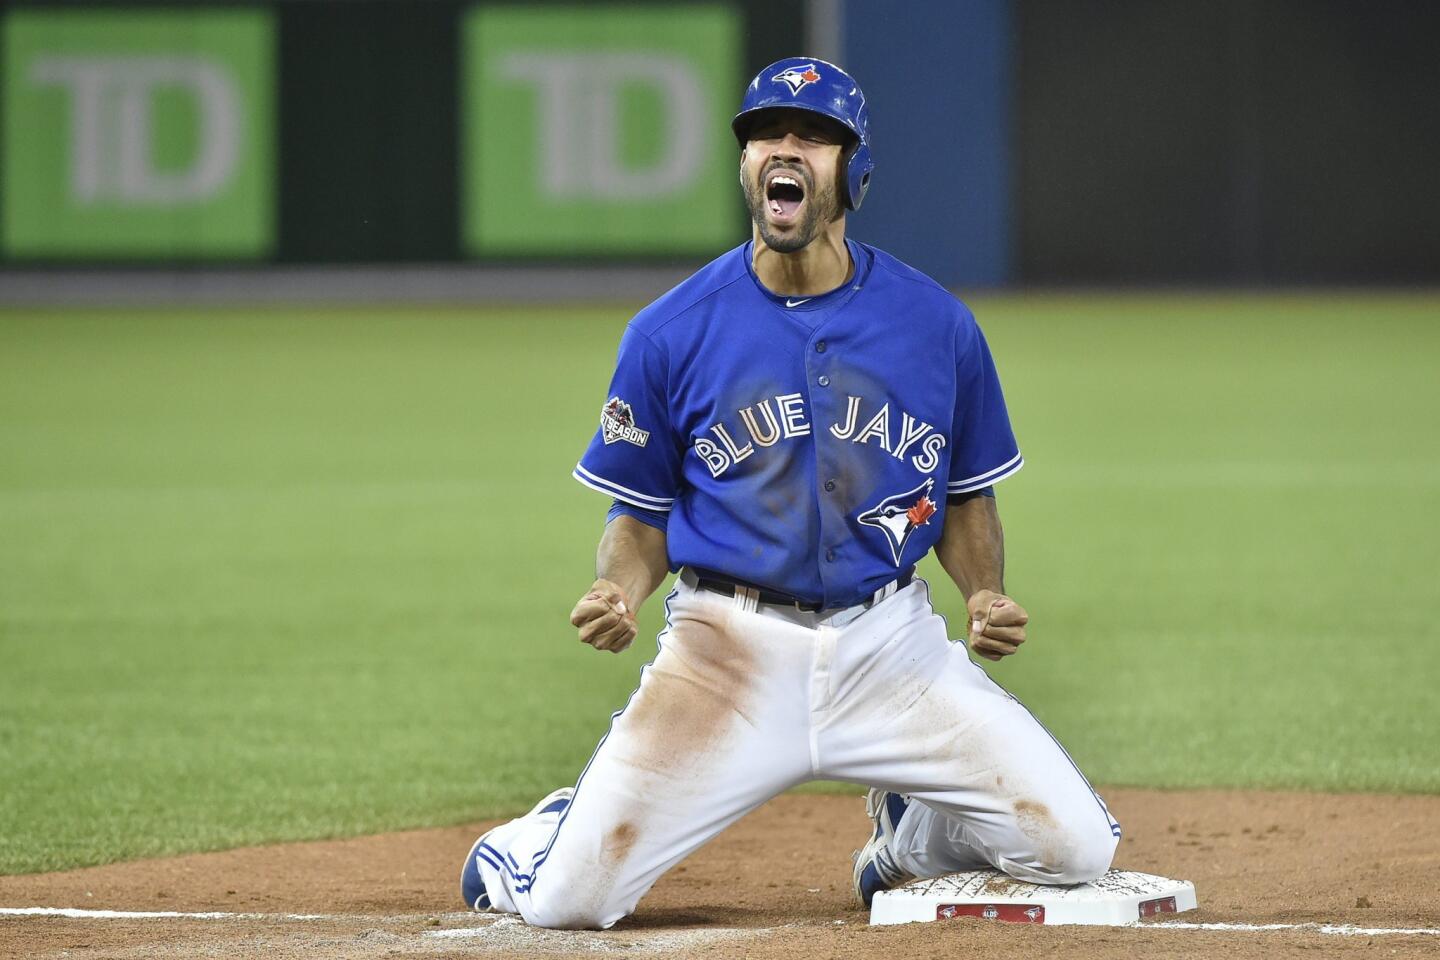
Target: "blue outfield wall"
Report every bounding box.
[842,0,1012,288]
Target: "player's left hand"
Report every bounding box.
[570,579,640,654]
[966,590,1028,661]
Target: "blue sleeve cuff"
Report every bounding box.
[607,499,670,532]
[946,485,995,505]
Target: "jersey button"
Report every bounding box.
[825,548,837,562]
[824,479,836,492]
[815,340,827,353]
[817,375,830,387]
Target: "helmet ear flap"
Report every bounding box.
[845,139,875,211]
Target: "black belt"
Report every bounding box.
[687,567,914,613]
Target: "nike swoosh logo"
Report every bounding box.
[785,298,812,308]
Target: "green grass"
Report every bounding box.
[1,294,1436,874]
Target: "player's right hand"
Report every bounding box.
[569,579,638,654]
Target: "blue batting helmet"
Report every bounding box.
[731,57,875,211]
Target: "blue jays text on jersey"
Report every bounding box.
[573,239,1023,609]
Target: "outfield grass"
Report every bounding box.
[1,294,1436,875]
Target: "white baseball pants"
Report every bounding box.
[472,575,1120,929]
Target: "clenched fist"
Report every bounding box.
[569,578,638,654]
[966,589,1029,661]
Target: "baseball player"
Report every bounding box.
[461,57,1120,930]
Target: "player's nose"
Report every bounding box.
[769,133,806,160]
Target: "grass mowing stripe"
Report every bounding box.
[1,295,1436,875]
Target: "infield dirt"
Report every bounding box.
[2,788,1436,959]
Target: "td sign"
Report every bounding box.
[2,10,274,258]
[464,6,741,256]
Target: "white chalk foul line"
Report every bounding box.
[424,920,763,941]
[5,907,1438,941]
[0,907,333,921]
[1141,921,1440,937]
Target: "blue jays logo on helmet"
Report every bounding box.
[732,56,876,211]
[772,63,822,95]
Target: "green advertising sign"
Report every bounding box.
[2,9,275,258]
[463,5,741,256]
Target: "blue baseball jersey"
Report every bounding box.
[573,239,1022,609]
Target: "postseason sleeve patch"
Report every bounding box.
[601,396,651,447]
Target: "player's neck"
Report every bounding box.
[750,220,853,297]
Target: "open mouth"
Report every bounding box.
[765,170,807,222]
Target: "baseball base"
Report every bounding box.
[869,869,1198,927]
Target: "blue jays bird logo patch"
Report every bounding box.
[858,478,937,566]
[772,64,821,95]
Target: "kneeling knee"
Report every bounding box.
[523,885,624,931]
[1031,823,1118,885]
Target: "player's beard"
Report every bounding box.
[744,164,843,254]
